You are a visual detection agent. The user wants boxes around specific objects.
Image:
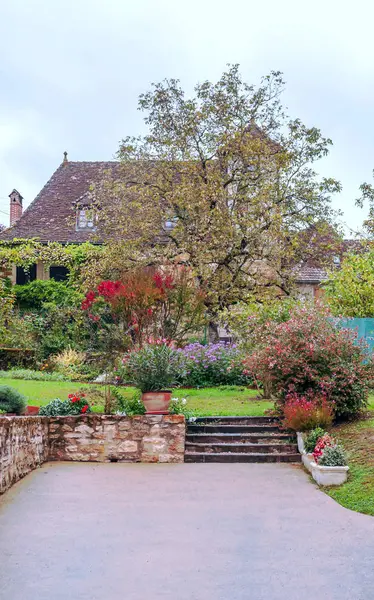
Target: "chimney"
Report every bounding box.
[9,189,23,226]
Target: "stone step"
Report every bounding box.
[186,433,294,444]
[187,424,280,434]
[185,442,298,454]
[193,416,278,425]
[184,452,302,463]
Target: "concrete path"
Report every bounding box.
[0,463,374,600]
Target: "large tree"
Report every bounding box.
[92,66,341,336]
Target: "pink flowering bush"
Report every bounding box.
[245,306,373,419]
[282,393,333,431]
[312,434,334,462]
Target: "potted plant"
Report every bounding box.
[311,437,349,486]
[301,427,326,472]
[122,343,186,414]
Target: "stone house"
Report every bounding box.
[0,154,353,294]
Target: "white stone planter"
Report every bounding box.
[302,452,314,473]
[296,432,305,454]
[311,462,349,486]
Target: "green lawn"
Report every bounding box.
[0,378,271,416]
[322,397,374,516]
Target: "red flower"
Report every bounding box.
[81,393,85,398]
[81,405,89,414]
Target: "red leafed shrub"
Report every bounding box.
[81,267,205,347]
[282,393,334,431]
[313,434,334,462]
[245,305,373,419]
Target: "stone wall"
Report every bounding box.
[0,417,49,494]
[0,414,185,494]
[48,415,185,463]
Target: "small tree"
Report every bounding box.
[81,268,205,347]
[323,249,374,317]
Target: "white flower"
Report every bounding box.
[182,398,187,405]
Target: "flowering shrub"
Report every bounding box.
[177,343,252,387]
[39,393,91,416]
[282,394,333,431]
[304,427,326,453]
[318,444,347,467]
[313,434,334,462]
[121,343,186,392]
[245,306,373,419]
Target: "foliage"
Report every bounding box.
[38,393,91,416]
[111,387,146,415]
[0,369,70,382]
[81,268,205,347]
[245,305,373,419]
[282,394,333,431]
[304,427,327,453]
[0,385,27,414]
[0,239,102,284]
[14,280,83,310]
[220,297,299,352]
[91,66,341,328]
[51,347,86,379]
[176,342,252,387]
[169,396,196,419]
[319,444,347,467]
[121,343,186,392]
[323,249,374,317]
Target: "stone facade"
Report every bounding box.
[0,414,185,494]
[48,414,185,463]
[0,417,49,493]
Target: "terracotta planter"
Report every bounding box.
[141,391,172,415]
[25,405,40,415]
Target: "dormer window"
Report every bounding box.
[76,208,97,231]
[164,217,178,231]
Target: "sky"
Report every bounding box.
[1,0,373,235]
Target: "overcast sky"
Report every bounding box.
[1,0,373,234]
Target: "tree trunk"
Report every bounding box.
[208,321,220,343]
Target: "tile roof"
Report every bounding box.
[295,265,327,283]
[0,161,122,243]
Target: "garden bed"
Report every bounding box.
[0,379,272,416]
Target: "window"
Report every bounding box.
[76,208,97,231]
[164,217,178,231]
[49,266,69,282]
[333,256,341,265]
[16,264,37,285]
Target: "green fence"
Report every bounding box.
[335,318,374,355]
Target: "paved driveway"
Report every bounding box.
[0,463,374,600]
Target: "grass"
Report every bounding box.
[0,378,271,416]
[324,396,374,516]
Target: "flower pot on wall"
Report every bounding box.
[141,391,172,415]
[25,406,40,415]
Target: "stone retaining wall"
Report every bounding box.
[48,415,185,463]
[0,414,185,494]
[0,417,49,494]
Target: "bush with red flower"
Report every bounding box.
[81,267,205,347]
[39,393,91,416]
[244,305,374,419]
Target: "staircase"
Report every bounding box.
[184,416,301,463]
